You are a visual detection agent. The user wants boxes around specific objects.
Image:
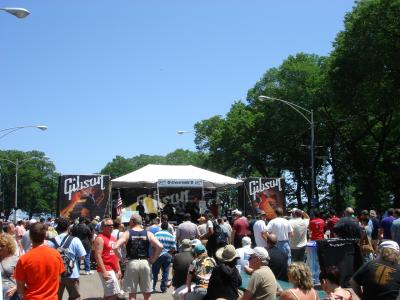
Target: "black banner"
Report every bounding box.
[58,175,110,220]
[239,177,285,219]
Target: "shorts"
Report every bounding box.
[124,259,152,294]
[99,270,121,297]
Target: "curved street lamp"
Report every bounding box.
[258,95,316,207]
[0,125,48,140]
[177,130,193,135]
[0,7,30,18]
[0,156,49,223]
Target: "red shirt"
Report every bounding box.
[233,217,249,236]
[326,216,340,238]
[96,233,119,272]
[309,218,325,240]
[14,245,65,300]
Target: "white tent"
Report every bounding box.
[111,164,242,189]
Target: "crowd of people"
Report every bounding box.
[0,205,400,300]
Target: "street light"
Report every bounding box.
[0,7,30,18]
[0,125,48,140]
[0,156,48,223]
[177,130,193,135]
[258,95,316,207]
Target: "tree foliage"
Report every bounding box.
[101,150,208,179]
[0,150,58,218]
[194,0,400,211]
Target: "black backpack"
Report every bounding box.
[212,221,228,247]
[51,235,75,278]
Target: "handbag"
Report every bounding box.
[358,230,374,254]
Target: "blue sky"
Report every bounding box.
[1,1,355,174]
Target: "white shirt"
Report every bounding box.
[266,217,293,241]
[236,245,252,272]
[253,219,268,247]
[288,218,309,248]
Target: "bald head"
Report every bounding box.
[345,207,354,217]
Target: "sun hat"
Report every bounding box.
[94,216,101,221]
[379,240,399,252]
[180,239,192,251]
[194,244,206,254]
[248,246,270,262]
[215,245,239,263]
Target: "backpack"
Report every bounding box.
[212,221,228,247]
[51,234,75,278]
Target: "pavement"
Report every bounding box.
[62,271,174,300]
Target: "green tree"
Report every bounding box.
[101,151,208,179]
[195,53,327,207]
[327,0,400,210]
[0,150,58,218]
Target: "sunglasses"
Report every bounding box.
[104,224,113,227]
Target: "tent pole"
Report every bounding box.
[157,182,160,218]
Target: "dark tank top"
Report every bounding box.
[126,229,149,259]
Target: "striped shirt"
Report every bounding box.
[155,230,176,256]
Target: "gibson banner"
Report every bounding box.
[58,175,111,220]
[239,177,285,219]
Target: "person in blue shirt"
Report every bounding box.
[152,222,176,292]
[48,217,86,300]
[380,208,395,240]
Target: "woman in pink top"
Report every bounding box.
[280,262,319,300]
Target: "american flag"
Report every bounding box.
[115,190,123,217]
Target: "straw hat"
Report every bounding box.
[215,245,239,263]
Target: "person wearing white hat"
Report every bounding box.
[236,236,253,273]
[350,240,400,300]
[240,247,277,300]
[232,210,249,249]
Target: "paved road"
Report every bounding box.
[62,271,174,300]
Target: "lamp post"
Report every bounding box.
[0,156,47,223]
[0,7,30,18]
[258,95,316,207]
[177,130,193,135]
[0,125,47,140]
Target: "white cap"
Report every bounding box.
[379,240,399,252]
[29,219,37,224]
[241,236,252,246]
[249,246,270,262]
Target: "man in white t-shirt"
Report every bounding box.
[265,207,293,265]
[236,236,253,272]
[288,209,309,262]
[253,211,268,247]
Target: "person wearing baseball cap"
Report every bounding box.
[241,247,277,300]
[351,240,400,299]
[232,210,249,249]
[185,243,216,300]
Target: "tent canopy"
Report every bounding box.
[111,164,242,189]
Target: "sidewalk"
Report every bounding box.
[62,272,174,300]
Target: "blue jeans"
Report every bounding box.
[277,240,291,265]
[84,250,91,272]
[152,253,172,292]
[306,241,320,284]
